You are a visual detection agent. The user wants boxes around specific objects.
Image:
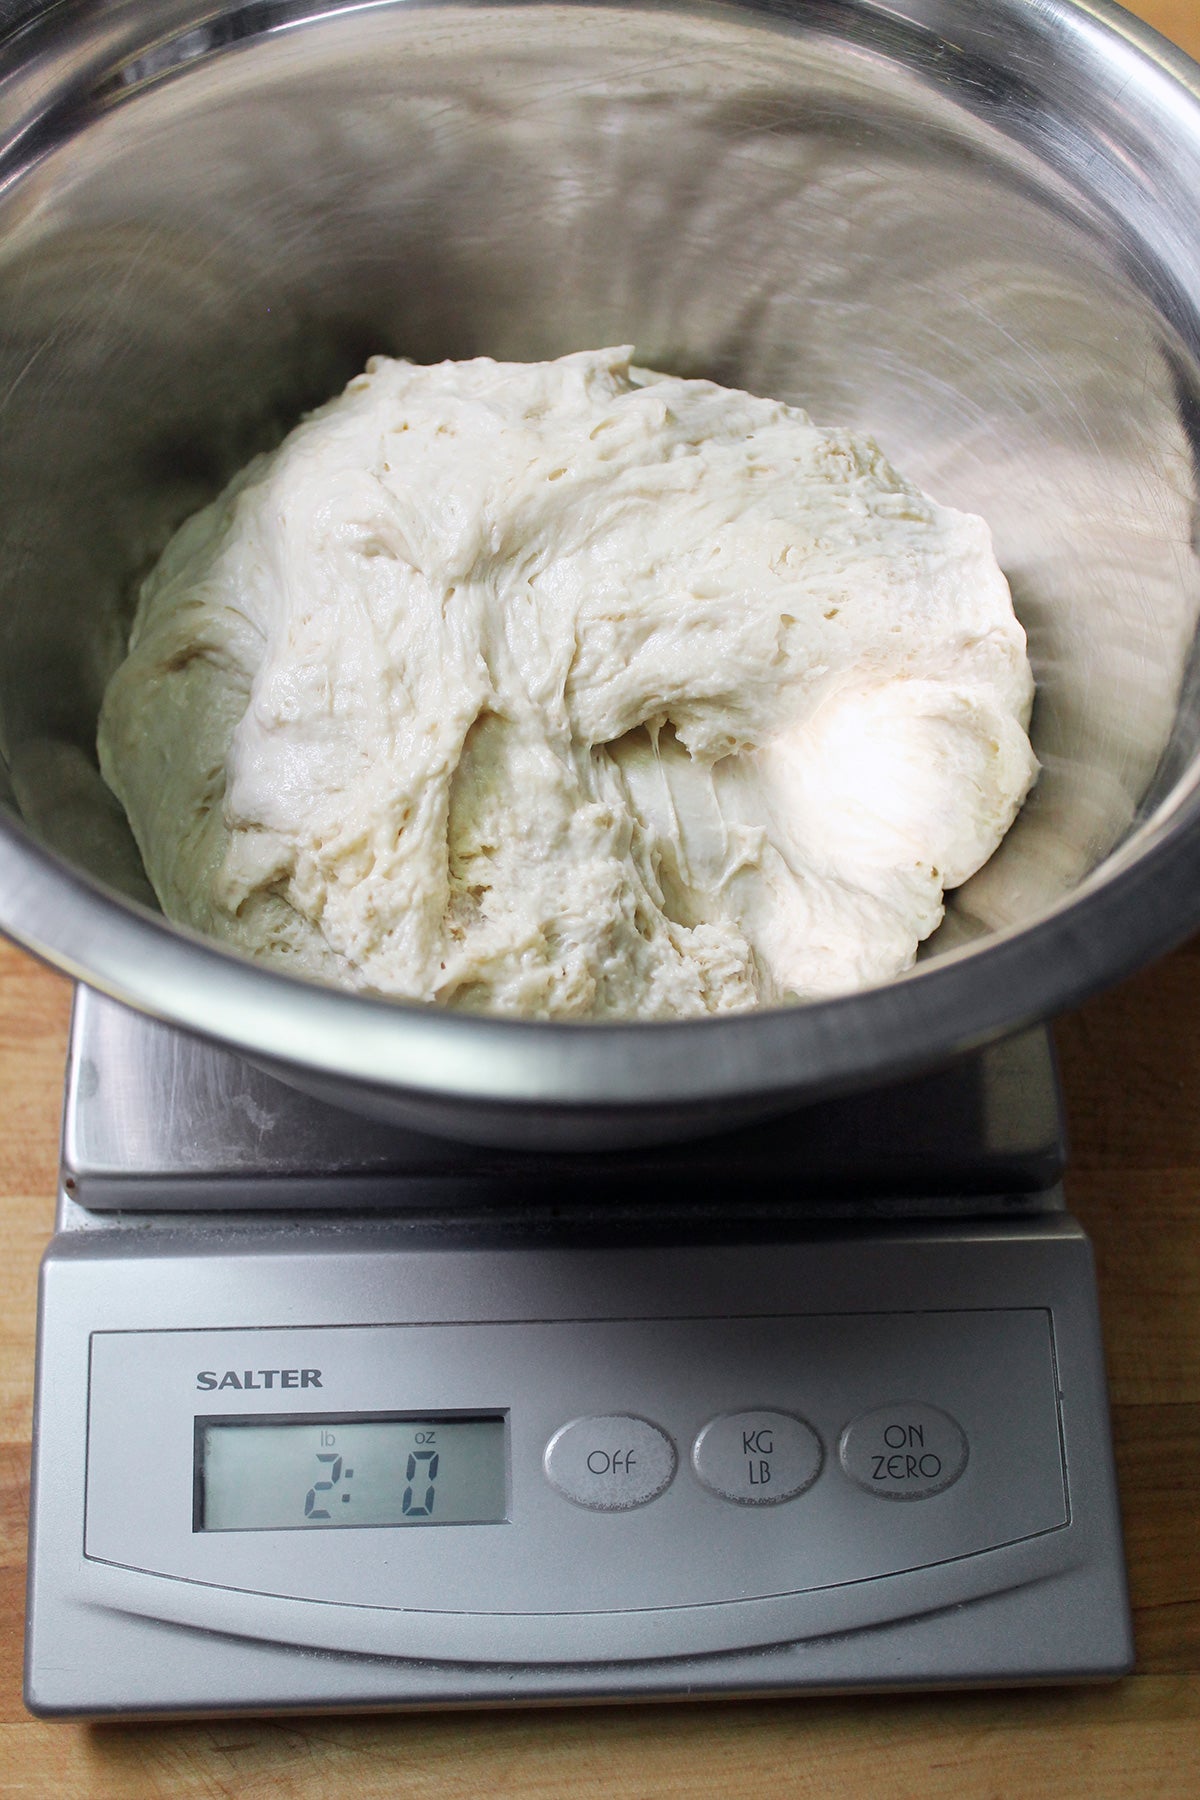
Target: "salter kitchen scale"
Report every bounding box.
[22,984,1133,1717]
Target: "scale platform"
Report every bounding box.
[25,988,1133,1717]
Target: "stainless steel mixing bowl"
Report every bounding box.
[1,0,1200,1147]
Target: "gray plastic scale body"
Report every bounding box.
[24,990,1133,1716]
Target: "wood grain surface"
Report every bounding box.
[3,0,1200,1792]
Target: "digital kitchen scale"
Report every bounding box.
[24,986,1133,1717]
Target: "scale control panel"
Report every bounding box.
[26,1221,1133,1714]
[85,1308,1066,1629]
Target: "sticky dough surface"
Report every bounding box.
[97,348,1037,1018]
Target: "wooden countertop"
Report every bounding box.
[4,2,1200,1790]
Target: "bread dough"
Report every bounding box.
[97,347,1037,1018]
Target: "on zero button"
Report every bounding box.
[838,1402,968,1500]
[544,1415,677,1511]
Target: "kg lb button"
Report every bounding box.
[838,1402,968,1500]
[544,1415,677,1511]
[692,1410,823,1506]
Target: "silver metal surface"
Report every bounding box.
[60,988,1068,1211]
[2,1,1200,1145]
[26,1216,1132,1714]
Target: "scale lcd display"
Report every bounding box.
[196,1414,507,1531]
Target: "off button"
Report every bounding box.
[839,1402,968,1500]
[544,1415,677,1511]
